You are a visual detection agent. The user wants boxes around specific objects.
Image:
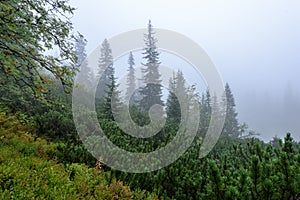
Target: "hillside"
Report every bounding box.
[0,110,157,199]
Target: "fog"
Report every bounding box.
[70,0,300,141]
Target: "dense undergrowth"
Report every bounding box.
[0,109,157,199]
[1,96,300,199]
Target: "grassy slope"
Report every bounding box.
[0,111,157,199]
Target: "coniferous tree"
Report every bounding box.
[166,76,177,125]
[166,73,179,124]
[222,83,240,137]
[199,89,212,136]
[75,35,93,88]
[166,70,187,124]
[209,93,224,135]
[97,39,114,97]
[139,20,163,111]
[74,35,87,69]
[205,90,212,115]
[211,93,220,116]
[176,70,187,101]
[96,39,121,120]
[283,132,295,154]
[269,135,282,149]
[100,70,121,121]
[125,52,136,104]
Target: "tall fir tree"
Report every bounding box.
[199,89,212,136]
[97,39,114,97]
[222,83,240,137]
[139,20,163,111]
[96,39,121,120]
[211,93,220,116]
[74,35,87,69]
[166,73,179,124]
[125,52,136,104]
[99,69,121,121]
[166,70,187,124]
[74,35,93,88]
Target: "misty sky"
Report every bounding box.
[70,0,300,141]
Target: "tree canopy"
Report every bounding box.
[0,0,78,96]
[139,20,163,111]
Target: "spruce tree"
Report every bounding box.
[222,83,240,137]
[166,70,187,124]
[200,89,212,136]
[166,73,179,124]
[74,35,87,69]
[125,52,136,104]
[212,93,220,116]
[176,70,187,102]
[96,39,120,120]
[283,132,295,154]
[100,69,121,121]
[139,20,163,111]
[74,35,93,88]
[97,39,114,97]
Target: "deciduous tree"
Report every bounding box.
[0,0,77,96]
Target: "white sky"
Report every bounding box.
[70,0,300,141]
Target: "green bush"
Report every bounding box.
[34,109,76,140]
